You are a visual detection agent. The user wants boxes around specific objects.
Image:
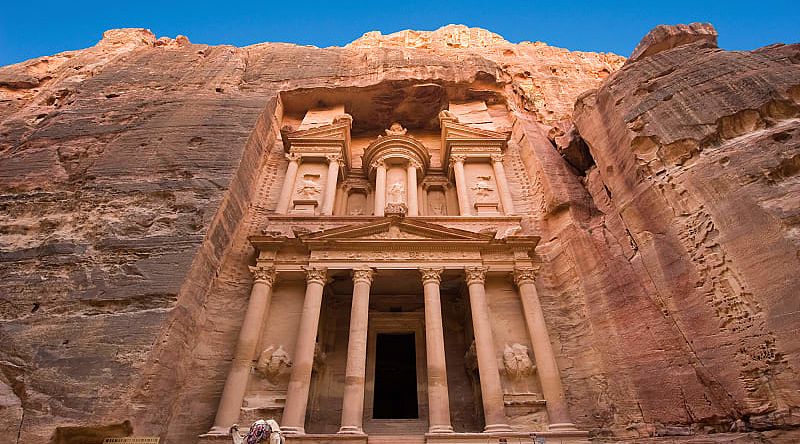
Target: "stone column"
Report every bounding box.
[209,265,276,434]
[281,267,327,434]
[450,155,471,216]
[419,267,454,433]
[465,266,511,433]
[373,160,387,216]
[276,153,301,214]
[513,268,576,431]
[407,162,419,216]
[491,154,515,215]
[321,153,341,215]
[338,267,375,434]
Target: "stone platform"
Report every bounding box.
[198,430,589,444]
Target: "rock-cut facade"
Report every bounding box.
[0,23,799,444]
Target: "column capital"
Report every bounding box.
[249,265,276,285]
[513,266,540,286]
[286,152,302,162]
[449,154,467,165]
[326,153,342,163]
[419,267,444,284]
[490,153,505,163]
[302,267,328,285]
[371,159,386,169]
[352,267,375,285]
[464,266,487,285]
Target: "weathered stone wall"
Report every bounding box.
[0,23,798,444]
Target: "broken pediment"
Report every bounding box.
[440,119,510,162]
[281,114,353,167]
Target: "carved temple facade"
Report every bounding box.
[199,98,590,443]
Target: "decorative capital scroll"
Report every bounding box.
[419,267,444,285]
[464,266,487,285]
[326,153,342,163]
[370,159,386,170]
[249,265,277,285]
[302,266,328,285]
[286,152,302,162]
[352,267,375,285]
[512,267,539,286]
[490,153,505,163]
[449,154,467,165]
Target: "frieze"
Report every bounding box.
[310,249,481,262]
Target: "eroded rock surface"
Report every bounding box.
[0,22,798,444]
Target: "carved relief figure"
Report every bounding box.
[470,175,494,202]
[388,181,405,204]
[256,345,292,382]
[503,343,535,380]
[385,122,407,135]
[296,174,322,199]
[428,189,447,215]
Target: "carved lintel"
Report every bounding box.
[303,267,328,285]
[352,267,375,285]
[513,267,539,287]
[464,266,487,285]
[249,265,276,285]
[419,267,444,285]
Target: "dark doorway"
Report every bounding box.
[373,333,419,419]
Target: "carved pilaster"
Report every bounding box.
[490,153,504,163]
[249,265,277,285]
[303,267,328,285]
[352,267,375,285]
[464,266,487,285]
[419,267,444,285]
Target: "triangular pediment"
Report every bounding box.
[299,218,494,244]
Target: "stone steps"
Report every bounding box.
[367,436,426,444]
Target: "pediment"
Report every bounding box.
[441,121,509,143]
[282,120,351,151]
[299,218,494,244]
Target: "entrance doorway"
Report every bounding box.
[373,333,419,419]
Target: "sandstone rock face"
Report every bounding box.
[627,22,718,63]
[0,23,798,444]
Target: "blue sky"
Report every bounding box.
[1,0,797,66]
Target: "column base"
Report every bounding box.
[548,422,578,431]
[428,425,454,433]
[203,425,231,436]
[337,426,366,435]
[281,426,306,435]
[483,423,513,433]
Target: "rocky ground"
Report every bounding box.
[0,23,798,444]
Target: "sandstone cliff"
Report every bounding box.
[0,23,798,444]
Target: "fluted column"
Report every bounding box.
[450,155,471,216]
[209,265,276,434]
[465,266,511,433]
[339,267,375,434]
[491,154,515,215]
[282,267,328,434]
[419,267,454,433]
[373,161,387,216]
[322,154,341,215]
[407,162,419,216]
[276,153,301,214]
[513,267,576,431]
